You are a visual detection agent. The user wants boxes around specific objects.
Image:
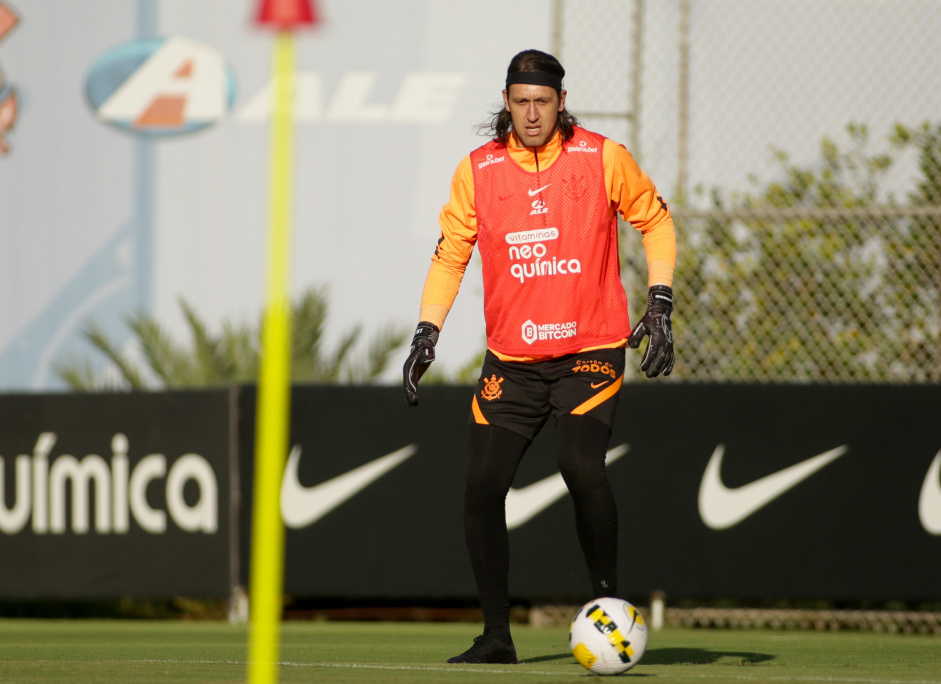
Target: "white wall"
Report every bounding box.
[0,0,553,388]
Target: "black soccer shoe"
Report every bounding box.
[446,634,518,664]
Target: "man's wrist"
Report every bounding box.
[413,321,440,344]
[648,284,674,311]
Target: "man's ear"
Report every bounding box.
[558,89,567,112]
[502,89,510,112]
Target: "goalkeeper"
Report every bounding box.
[403,49,676,665]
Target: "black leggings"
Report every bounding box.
[463,415,618,629]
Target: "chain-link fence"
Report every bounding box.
[554,0,941,383]
[529,603,941,634]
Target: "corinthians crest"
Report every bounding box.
[480,374,504,401]
[562,173,588,200]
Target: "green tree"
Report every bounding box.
[55,286,408,390]
[669,122,941,382]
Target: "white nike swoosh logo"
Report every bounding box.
[918,450,941,535]
[505,444,627,530]
[280,444,416,529]
[528,184,550,196]
[698,444,847,530]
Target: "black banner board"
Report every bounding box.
[239,384,941,603]
[0,390,234,598]
[3,383,939,603]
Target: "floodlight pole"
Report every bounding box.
[248,2,317,684]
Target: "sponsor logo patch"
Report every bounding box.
[505,229,580,284]
[522,319,577,345]
[572,359,618,379]
[505,228,559,245]
[477,153,505,170]
[480,374,504,401]
[565,139,598,153]
[529,198,548,215]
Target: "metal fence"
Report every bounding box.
[530,603,941,634]
[553,0,941,383]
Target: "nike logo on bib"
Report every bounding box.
[698,444,847,530]
[280,444,416,529]
[505,444,627,530]
[528,184,550,196]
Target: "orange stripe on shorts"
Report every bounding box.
[471,394,490,424]
[571,374,623,415]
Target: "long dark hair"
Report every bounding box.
[478,49,579,145]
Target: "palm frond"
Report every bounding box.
[355,323,410,383]
[53,355,102,391]
[449,347,487,384]
[179,297,227,384]
[127,312,191,386]
[291,285,329,358]
[322,325,362,382]
[81,320,146,389]
[219,320,259,382]
[55,284,407,390]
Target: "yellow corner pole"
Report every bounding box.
[248,30,296,684]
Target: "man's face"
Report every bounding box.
[503,83,566,148]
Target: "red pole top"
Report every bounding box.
[254,0,319,29]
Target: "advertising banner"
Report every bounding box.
[237,385,478,600]
[3,383,939,602]
[610,384,941,601]
[0,390,234,598]
[240,384,941,603]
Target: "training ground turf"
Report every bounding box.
[1,619,940,683]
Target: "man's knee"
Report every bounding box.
[465,424,529,503]
[556,414,612,490]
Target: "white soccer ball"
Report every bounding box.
[569,597,648,675]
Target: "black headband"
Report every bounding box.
[505,70,563,91]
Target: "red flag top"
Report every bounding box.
[254,0,319,29]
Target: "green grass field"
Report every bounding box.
[1,619,940,683]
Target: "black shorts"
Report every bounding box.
[468,348,626,441]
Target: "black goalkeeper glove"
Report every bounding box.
[627,285,675,378]
[403,321,439,407]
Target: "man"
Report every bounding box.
[403,49,676,665]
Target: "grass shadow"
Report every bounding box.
[522,651,575,664]
[522,647,775,673]
[643,647,775,665]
